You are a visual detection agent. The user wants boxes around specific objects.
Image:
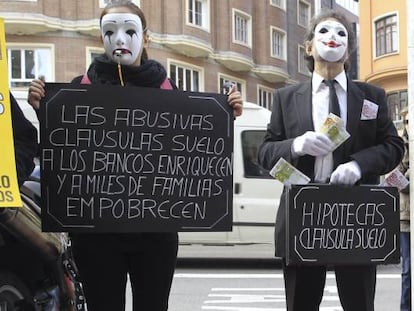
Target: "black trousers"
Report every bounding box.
[283,260,376,311]
[71,232,178,311]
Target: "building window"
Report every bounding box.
[219,74,245,99]
[258,85,273,110]
[271,27,286,59]
[270,0,285,10]
[241,130,271,178]
[387,90,408,131]
[298,45,310,75]
[187,0,209,30]
[7,46,53,87]
[86,47,104,68]
[335,0,359,15]
[169,61,202,92]
[298,0,310,27]
[99,0,140,8]
[375,14,398,57]
[233,9,251,47]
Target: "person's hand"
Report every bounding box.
[330,161,361,185]
[226,84,243,117]
[292,131,334,156]
[27,76,45,110]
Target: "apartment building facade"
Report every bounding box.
[1,0,359,123]
[358,0,408,130]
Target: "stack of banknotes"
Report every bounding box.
[269,113,350,185]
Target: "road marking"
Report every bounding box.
[202,285,341,310]
[377,274,401,279]
[212,288,285,291]
[202,307,286,310]
[205,294,286,303]
[325,285,338,294]
[174,273,284,278]
[173,272,399,311]
[174,273,400,279]
[201,307,343,311]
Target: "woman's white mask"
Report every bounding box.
[314,20,348,63]
[101,13,143,65]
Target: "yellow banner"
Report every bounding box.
[0,18,22,207]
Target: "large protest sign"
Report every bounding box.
[0,18,22,207]
[40,83,233,232]
[286,184,400,265]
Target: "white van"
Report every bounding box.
[179,102,283,245]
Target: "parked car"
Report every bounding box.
[0,169,85,311]
[179,102,283,245]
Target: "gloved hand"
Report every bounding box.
[292,131,334,157]
[330,161,361,185]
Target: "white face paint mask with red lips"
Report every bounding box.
[101,13,144,66]
[314,20,348,63]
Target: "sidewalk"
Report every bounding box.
[177,243,281,268]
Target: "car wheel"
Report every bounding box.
[0,271,35,311]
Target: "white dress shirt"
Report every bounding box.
[312,71,348,182]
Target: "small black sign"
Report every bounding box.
[40,83,233,232]
[286,184,400,265]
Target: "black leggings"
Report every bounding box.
[71,232,178,311]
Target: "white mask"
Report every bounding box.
[314,20,348,63]
[101,13,143,65]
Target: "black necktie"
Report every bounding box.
[324,79,343,170]
[324,79,341,118]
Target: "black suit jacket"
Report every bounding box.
[257,78,404,257]
[10,93,38,187]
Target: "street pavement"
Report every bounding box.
[177,243,277,260]
[123,244,401,311]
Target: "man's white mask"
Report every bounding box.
[101,13,143,65]
[314,20,348,63]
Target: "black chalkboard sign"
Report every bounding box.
[39,83,233,232]
[286,184,400,265]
